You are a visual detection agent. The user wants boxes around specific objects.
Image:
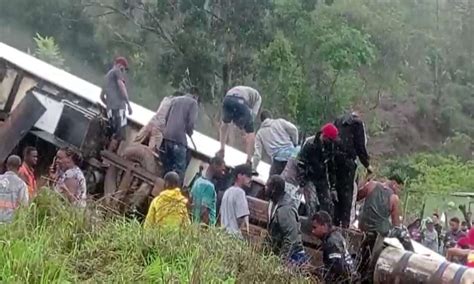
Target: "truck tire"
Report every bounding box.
[122,144,159,175]
[103,166,118,206]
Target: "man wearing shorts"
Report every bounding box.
[100,57,133,152]
[218,86,262,164]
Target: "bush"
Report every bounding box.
[0,191,313,283]
[382,153,474,214]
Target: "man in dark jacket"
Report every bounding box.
[265,175,307,265]
[162,87,199,182]
[333,112,372,228]
[297,123,339,218]
[312,211,357,283]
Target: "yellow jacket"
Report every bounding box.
[144,187,190,229]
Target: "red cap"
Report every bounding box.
[114,57,129,69]
[321,123,339,140]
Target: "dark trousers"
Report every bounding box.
[302,182,319,218]
[334,160,356,228]
[269,159,287,176]
[162,140,187,183]
[358,232,380,283]
[313,179,334,217]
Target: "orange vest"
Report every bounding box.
[18,164,37,198]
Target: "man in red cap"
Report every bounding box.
[101,56,133,152]
[297,122,340,217]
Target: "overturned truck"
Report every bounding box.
[1,42,473,283]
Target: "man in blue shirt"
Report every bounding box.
[190,156,226,225]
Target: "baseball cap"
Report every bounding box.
[321,123,339,140]
[233,164,254,178]
[115,57,129,69]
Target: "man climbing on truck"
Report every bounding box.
[334,111,372,228]
[100,57,133,152]
[162,87,199,183]
[297,123,339,218]
[357,175,411,280]
[133,91,183,153]
[217,86,262,165]
[252,109,298,176]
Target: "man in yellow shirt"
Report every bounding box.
[144,171,190,229]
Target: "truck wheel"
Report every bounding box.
[103,166,118,206]
[122,144,159,175]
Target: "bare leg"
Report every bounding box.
[149,127,163,152]
[218,122,230,157]
[244,132,255,164]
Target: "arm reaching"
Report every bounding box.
[353,119,370,169]
[218,123,230,157]
[251,132,263,171]
[390,194,401,227]
[186,100,198,136]
[252,93,262,118]
[283,120,299,146]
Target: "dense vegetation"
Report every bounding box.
[0,191,312,283]
[0,0,473,148]
[0,1,473,279]
[383,153,474,216]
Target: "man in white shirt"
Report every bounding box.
[220,164,252,238]
[252,109,298,175]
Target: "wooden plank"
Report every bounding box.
[101,150,157,184]
[247,196,269,224]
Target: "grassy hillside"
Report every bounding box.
[0,191,313,283]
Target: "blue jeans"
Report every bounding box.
[289,250,310,267]
[162,140,187,183]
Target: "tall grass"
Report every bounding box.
[0,191,313,283]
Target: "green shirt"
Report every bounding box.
[190,177,217,225]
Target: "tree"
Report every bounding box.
[256,33,308,130]
[33,34,66,69]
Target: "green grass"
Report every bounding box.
[0,191,313,283]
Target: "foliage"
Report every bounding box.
[256,33,308,130]
[383,153,474,213]
[0,0,473,148]
[32,33,66,69]
[0,191,312,283]
[441,132,474,161]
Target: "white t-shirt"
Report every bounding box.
[220,186,250,237]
